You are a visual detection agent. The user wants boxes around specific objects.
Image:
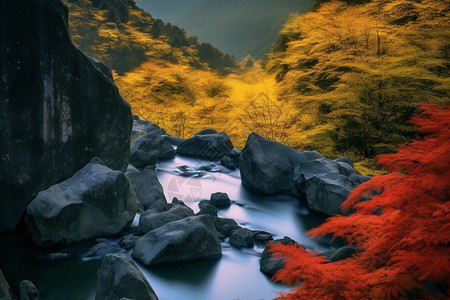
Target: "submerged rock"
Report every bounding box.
[26,158,139,246]
[0,0,132,231]
[133,215,221,266]
[177,132,234,160]
[18,280,40,300]
[96,253,158,300]
[125,165,167,210]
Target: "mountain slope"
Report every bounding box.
[174,0,315,59]
[65,0,236,74]
[134,0,202,22]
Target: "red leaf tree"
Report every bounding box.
[270,105,450,299]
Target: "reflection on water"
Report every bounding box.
[0,155,330,300]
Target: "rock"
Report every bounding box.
[336,156,354,168]
[133,215,222,266]
[120,234,141,250]
[0,0,132,231]
[177,132,234,161]
[194,129,218,135]
[95,253,158,300]
[213,217,240,238]
[130,129,175,169]
[220,156,238,170]
[26,158,139,246]
[18,280,40,300]
[198,200,211,210]
[229,228,254,248]
[196,204,218,217]
[239,133,322,195]
[138,204,194,234]
[0,270,12,300]
[296,157,371,216]
[131,116,164,139]
[83,240,125,259]
[163,135,185,146]
[324,245,358,262]
[125,165,167,210]
[210,192,231,208]
[253,231,273,244]
[260,236,297,277]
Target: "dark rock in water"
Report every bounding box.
[0,0,132,231]
[120,234,141,250]
[130,129,175,169]
[253,231,273,244]
[0,270,12,300]
[198,200,211,210]
[220,156,238,170]
[163,135,185,146]
[196,203,218,217]
[229,228,254,248]
[126,165,167,210]
[260,236,298,277]
[18,280,40,300]
[210,192,231,208]
[83,240,125,259]
[239,133,322,195]
[35,252,73,263]
[26,158,140,246]
[96,253,159,300]
[324,245,358,262]
[131,116,164,139]
[177,132,234,161]
[194,129,218,136]
[213,217,241,238]
[296,158,371,216]
[138,204,194,234]
[133,215,222,266]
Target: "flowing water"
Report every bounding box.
[0,156,331,300]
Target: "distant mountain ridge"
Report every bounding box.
[65,0,236,74]
[135,0,315,60]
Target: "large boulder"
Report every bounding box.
[125,165,167,210]
[18,280,40,300]
[133,215,221,266]
[131,115,164,139]
[138,204,194,234]
[0,0,132,231]
[296,157,370,216]
[130,129,175,169]
[239,133,322,195]
[95,253,158,300]
[177,132,234,160]
[26,158,139,246]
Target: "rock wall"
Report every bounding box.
[0,0,132,231]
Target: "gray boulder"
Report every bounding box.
[0,0,132,231]
[229,228,254,248]
[130,129,175,169]
[177,132,234,160]
[260,236,297,277]
[26,158,139,246]
[196,204,218,217]
[95,253,158,300]
[0,270,11,300]
[18,280,40,300]
[131,116,164,139]
[133,215,221,266]
[239,133,322,195]
[213,217,241,238]
[194,129,218,135]
[125,165,167,210]
[210,192,231,207]
[296,157,371,216]
[163,135,186,146]
[138,204,194,234]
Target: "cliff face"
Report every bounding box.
[0,0,133,231]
